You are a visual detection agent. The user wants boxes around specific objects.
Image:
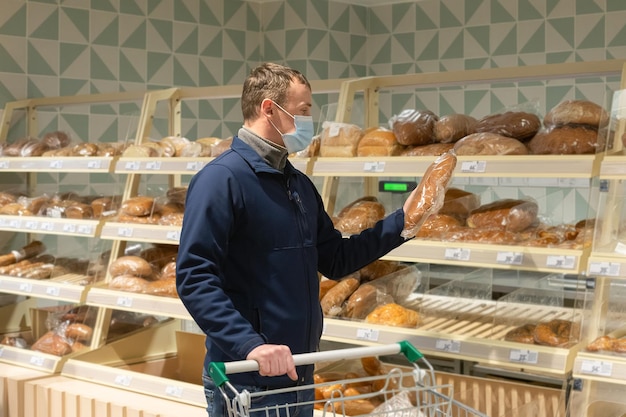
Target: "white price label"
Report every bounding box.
[461,160,486,173]
[146,161,162,170]
[615,242,626,255]
[77,224,93,235]
[0,346,3,357]
[114,374,132,387]
[435,339,461,353]
[39,222,54,231]
[0,161,9,169]
[186,161,203,171]
[444,248,470,261]
[165,385,184,398]
[24,220,39,230]
[87,160,102,169]
[116,296,133,307]
[45,286,60,296]
[0,218,6,227]
[8,219,22,228]
[496,251,523,265]
[580,360,613,377]
[356,328,380,342]
[166,230,180,241]
[117,227,133,237]
[546,255,576,269]
[62,223,77,233]
[125,161,140,170]
[509,349,538,364]
[19,282,33,293]
[363,161,386,173]
[30,355,45,367]
[588,262,620,277]
[49,160,63,169]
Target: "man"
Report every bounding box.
[176,62,419,416]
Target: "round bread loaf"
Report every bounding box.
[416,213,463,239]
[466,199,538,232]
[475,111,541,141]
[108,274,150,293]
[400,142,454,156]
[365,303,419,328]
[120,196,155,217]
[356,128,401,156]
[390,109,438,146]
[533,319,579,347]
[434,113,477,143]
[528,125,601,154]
[108,255,154,278]
[335,197,385,235]
[454,132,528,155]
[544,99,609,128]
[439,188,480,219]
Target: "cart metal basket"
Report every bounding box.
[208,341,489,417]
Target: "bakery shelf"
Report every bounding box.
[586,255,626,278]
[573,351,626,385]
[0,344,68,373]
[86,284,190,320]
[0,156,115,172]
[383,239,589,275]
[311,154,600,179]
[0,215,102,237]
[62,319,205,407]
[0,274,89,303]
[100,221,180,245]
[114,156,211,174]
[599,156,626,179]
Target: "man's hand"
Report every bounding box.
[247,344,298,381]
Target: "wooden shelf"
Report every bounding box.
[100,222,180,245]
[0,156,115,173]
[0,274,90,303]
[0,215,102,237]
[86,285,190,319]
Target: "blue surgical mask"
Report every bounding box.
[270,102,315,153]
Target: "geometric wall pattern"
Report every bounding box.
[1,0,625,224]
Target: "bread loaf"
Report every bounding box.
[416,213,463,239]
[65,203,93,219]
[434,114,477,143]
[65,323,93,341]
[319,122,363,157]
[31,331,72,356]
[528,125,601,154]
[344,284,380,319]
[320,275,360,316]
[108,275,150,293]
[356,128,402,156]
[400,142,454,156]
[475,111,541,141]
[120,196,156,217]
[453,132,529,155]
[365,303,419,328]
[466,199,538,232]
[211,137,233,157]
[544,99,609,128]
[401,150,457,239]
[390,109,438,146]
[438,188,480,220]
[108,255,154,278]
[319,279,338,300]
[334,197,385,235]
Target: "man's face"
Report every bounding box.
[276,81,312,134]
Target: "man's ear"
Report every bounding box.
[261,99,273,116]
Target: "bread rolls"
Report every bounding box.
[401,150,457,239]
[453,132,529,155]
[466,199,538,232]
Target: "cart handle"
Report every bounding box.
[208,340,423,387]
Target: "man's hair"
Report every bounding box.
[241,63,311,122]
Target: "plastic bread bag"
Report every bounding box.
[319,121,363,157]
[401,150,457,239]
[389,109,438,146]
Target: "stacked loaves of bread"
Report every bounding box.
[116,186,186,226]
[107,245,179,298]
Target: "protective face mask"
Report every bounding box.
[270,102,315,153]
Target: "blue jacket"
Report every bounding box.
[176,136,406,388]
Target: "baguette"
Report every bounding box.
[401,150,457,238]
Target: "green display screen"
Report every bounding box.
[378,180,417,193]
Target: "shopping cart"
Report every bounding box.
[208,341,489,417]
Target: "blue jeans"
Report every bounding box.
[202,369,314,417]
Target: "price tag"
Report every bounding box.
[30,355,45,367]
[77,224,93,235]
[146,161,161,170]
[496,251,523,265]
[509,349,538,364]
[0,218,6,227]
[87,160,102,169]
[461,160,486,173]
[444,248,470,261]
[48,208,63,218]
[356,328,380,342]
[125,161,140,170]
[546,255,576,270]
[615,242,626,255]
[0,161,9,169]
[117,227,133,237]
[166,230,180,241]
[24,220,39,230]
[588,261,620,277]
[0,346,4,357]
[8,219,22,228]
[62,223,77,233]
[114,374,132,387]
[435,339,461,353]
[165,385,184,398]
[116,296,133,307]
[45,286,61,297]
[18,282,33,293]
[186,161,203,171]
[40,222,54,231]
[49,160,63,169]
[580,359,612,377]
[363,161,385,173]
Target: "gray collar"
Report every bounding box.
[237,127,288,171]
